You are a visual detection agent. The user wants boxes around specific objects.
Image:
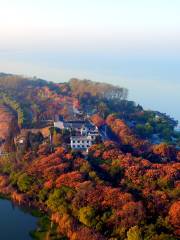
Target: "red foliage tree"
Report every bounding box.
[91,114,105,127]
[168,201,180,235]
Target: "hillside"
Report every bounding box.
[0,74,179,144]
[0,74,179,240]
[0,105,19,152]
[0,75,127,126]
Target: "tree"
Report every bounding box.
[47,187,74,213]
[78,206,96,227]
[168,201,180,229]
[17,173,34,192]
[52,129,61,146]
[136,123,153,138]
[98,102,108,118]
[127,226,142,240]
[91,114,105,127]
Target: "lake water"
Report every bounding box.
[0,199,37,240]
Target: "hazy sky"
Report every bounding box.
[0,0,179,120]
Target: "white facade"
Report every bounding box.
[80,126,88,135]
[70,136,93,150]
[80,125,99,136]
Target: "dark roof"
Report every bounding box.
[66,120,86,124]
[70,136,92,141]
[64,120,94,129]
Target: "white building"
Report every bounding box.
[80,125,98,135]
[87,128,99,139]
[54,119,98,133]
[70,135,93,150]
[54,120,92,131]
[54,118,101,151]
[54,120,65,129]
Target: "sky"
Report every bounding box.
[0,0,179,120]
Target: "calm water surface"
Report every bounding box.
[0,199,37,240]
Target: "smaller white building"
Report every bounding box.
[87,128,99,139]
[80,126,89,135]
[54,120,65,129]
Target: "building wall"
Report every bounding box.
[70,138,92,149]
[54,121,64,129]
[80,127,88,135]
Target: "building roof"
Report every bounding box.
[70,135,92,141]
[64,120,95,130]
[88,131,99,134]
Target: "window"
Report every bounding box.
[73,140,75,143]
[82,145,84,148]
[82,140,84,143]
[78,140,80,143]
[72,145,76,148]
[87,140,89,143]
[77,145,80,148]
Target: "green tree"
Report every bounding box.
[127,226,142,240]
[47,187,74,213]
[38,188,49,202]
[17,173,34,192]
[52,129,61,146]
[78,206,96,227]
